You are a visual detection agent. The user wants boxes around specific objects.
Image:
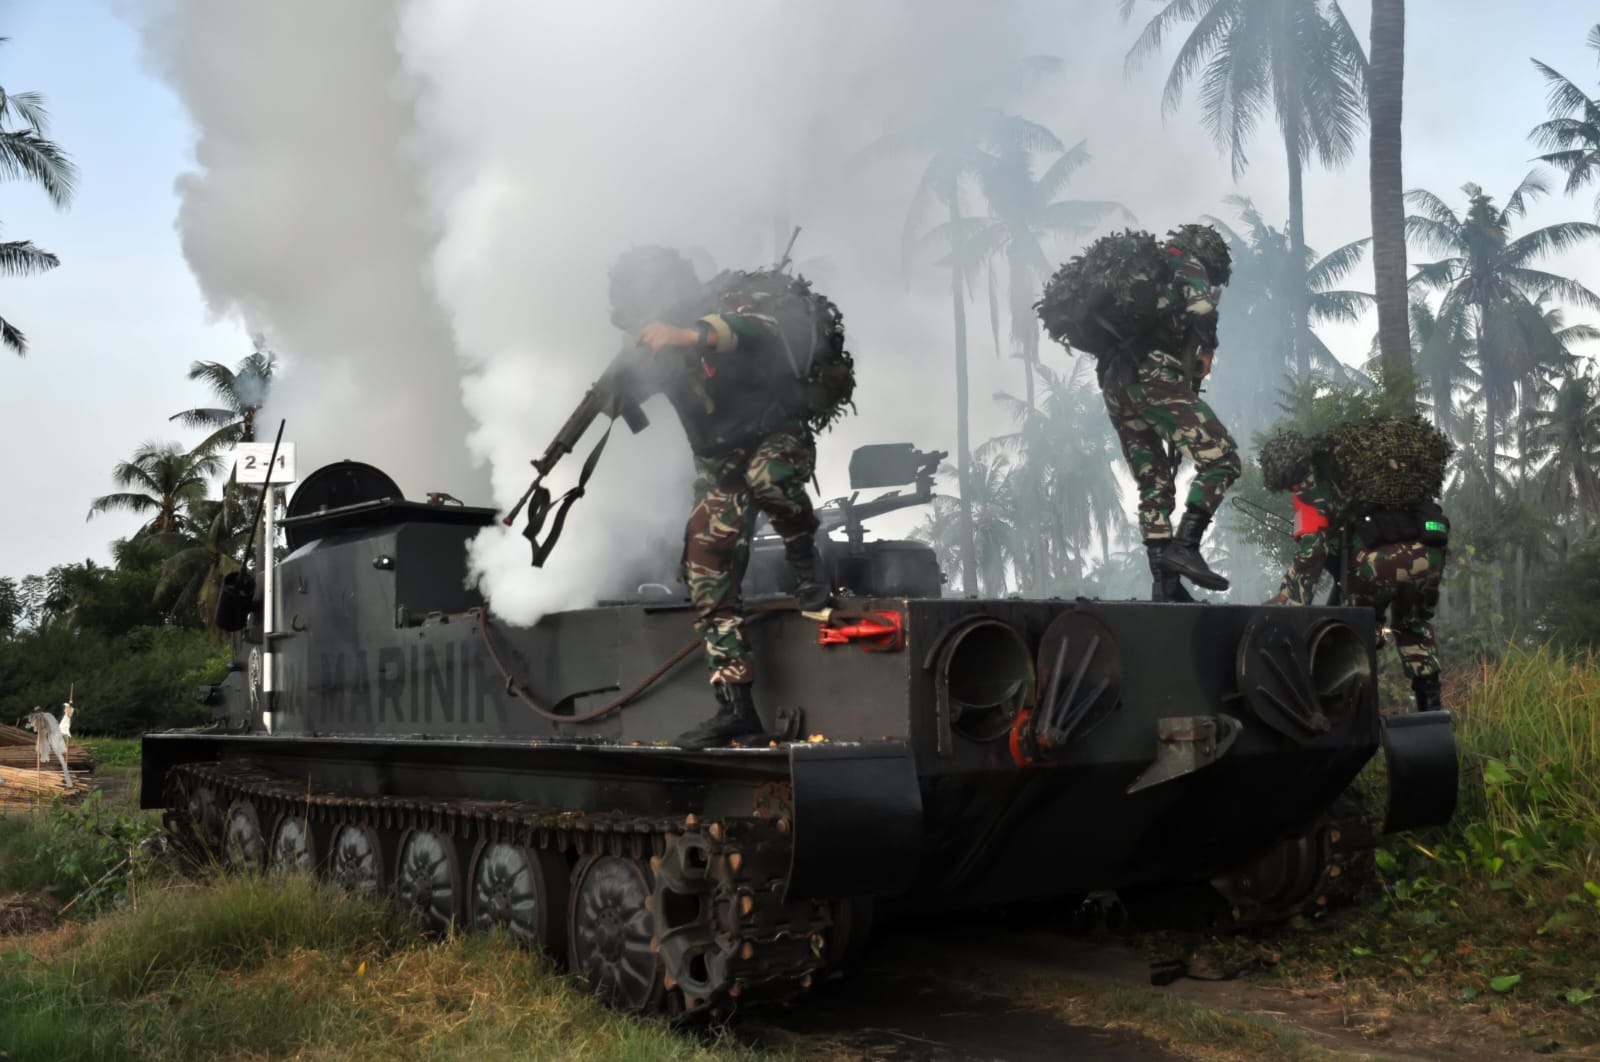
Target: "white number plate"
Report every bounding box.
[234,442,297,484]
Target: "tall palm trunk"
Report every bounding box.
[1273,53,1312,383]
[1369,0,1411,398]
[1476,311,1498,499]
[1284,74,1311,381]
[949,198,978,596]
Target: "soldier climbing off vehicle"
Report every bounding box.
[1257,420,1454,714]
[1036,223,1242,601]
[607,245,855,749]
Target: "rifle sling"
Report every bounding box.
[524,418,617,568]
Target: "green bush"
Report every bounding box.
[0,625,229,736]
[1537,542,1600,650]
[0,791,164,914]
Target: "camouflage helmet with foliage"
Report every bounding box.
[1164,223,1232,286]
[1257,429,1315,493]
[608,245,701,330]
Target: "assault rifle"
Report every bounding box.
[504,346,653,566]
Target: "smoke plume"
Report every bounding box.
[132,0,1339,619]
[132,0,487,501]
[390,0,1053,622]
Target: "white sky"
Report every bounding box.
[3,0,1597,584]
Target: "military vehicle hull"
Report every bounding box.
[141,456,1459,1018]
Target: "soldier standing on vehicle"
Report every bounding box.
[1038,224,1242,600]
[1258,423,1452,714]
[607,245,853,749]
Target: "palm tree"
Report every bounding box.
[1207,196,1374,437]
[986,360,1130,593]
[929,142,1134,409]
[1524,367,1600,543]
[169,334,279,454]
[1120,0,1369,380]
[1368,0,1411,396]
[1399,296,1477,439]
[1,38,78,356]
[859,108,1062,596]
[157,482,254,632]
[1405,173,1600,495]
[1529,24,1600,221]
[912,451,1020,597]
[87,441,224,534]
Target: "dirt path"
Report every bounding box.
[744,960,1181,1060]
[740,922,1600,1061]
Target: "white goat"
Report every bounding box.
[59,701,74,739]
[23,708,73,789]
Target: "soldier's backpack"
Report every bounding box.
[1034,229,1182,358]
[1317,414,1454,510]
[701,268,856,433]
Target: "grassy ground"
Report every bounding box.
[0,871,779,1062]
[1149,644,1600,1051]
[5,648,1598,1058]
[77,737,143,770]
[0,765,780,1062]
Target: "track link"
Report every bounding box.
[162,759,834,1018]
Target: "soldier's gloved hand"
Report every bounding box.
[636,323,700,354]
[1196,349,1214,379]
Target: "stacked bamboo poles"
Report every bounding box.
[0,716,97,807]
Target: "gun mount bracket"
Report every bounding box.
[1126,714,1242,794]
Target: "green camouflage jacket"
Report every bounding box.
[1158,249,1220,353]
[647,294,804,457]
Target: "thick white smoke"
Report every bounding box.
[131,0,1331,620]
[390,0,1050,622]
[131,0,488,500]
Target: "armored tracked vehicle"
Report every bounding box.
[141,442,1459,1017]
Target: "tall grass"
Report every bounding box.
[1454,644,1600,839]
[1423,644,1600,884]
[0,873,780,1062]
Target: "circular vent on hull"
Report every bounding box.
[284,461,404,550]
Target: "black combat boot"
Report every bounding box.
[785,537,833,612]
[1159,506,1230,592]
[1146,540,1193,602]
[674,682,766,749]
[1412,673,1443,714]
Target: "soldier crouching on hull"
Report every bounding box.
[1258,428,1451,714]
[1100,224,1243,600]
[608,246,836,749]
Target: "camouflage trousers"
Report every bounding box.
[1277,533,1330,605]
[1101,353,1242,540]
[682,430,818,686]
[1344,542,1446,679]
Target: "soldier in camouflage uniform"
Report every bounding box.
[1259,431,1448,714]
[1099,224,1242,600]
[608,246,834,749]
